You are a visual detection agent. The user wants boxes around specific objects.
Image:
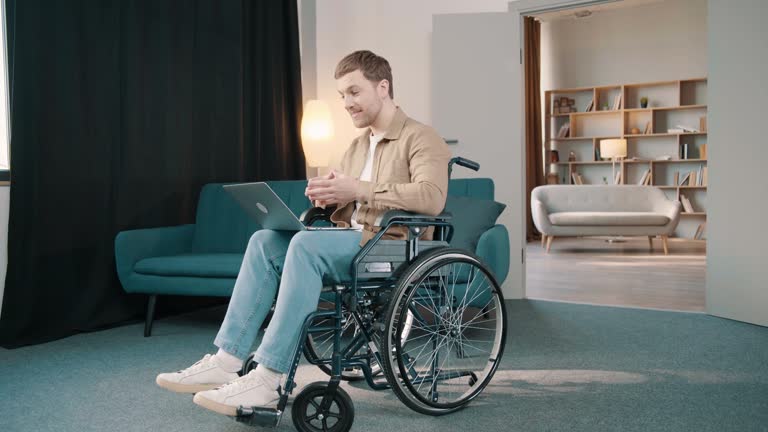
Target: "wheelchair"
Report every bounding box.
[235,157,507,432]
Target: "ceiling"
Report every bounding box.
[534,0,668,22]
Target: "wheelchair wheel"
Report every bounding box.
[304,300,383,381]
[381,248,507,416]
[292,382,354,432]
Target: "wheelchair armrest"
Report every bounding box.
[299,206,336,226]
[374,210,452,227]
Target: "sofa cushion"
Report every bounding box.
[134,253,244,278]
[549,212,670,226]
[445,195,506,251]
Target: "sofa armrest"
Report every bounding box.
[531,199,553,234]
[476,224,509,284]
[654,198,682,233]
[114,224,196,291]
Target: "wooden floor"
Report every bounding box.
[526,236,706,312]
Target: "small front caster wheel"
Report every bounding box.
[292,382,354,432]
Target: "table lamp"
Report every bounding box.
[301,100,334,168]
[600,138,627,183]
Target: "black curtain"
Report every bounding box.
[0,0,305,347]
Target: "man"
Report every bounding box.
[156,50,451,416]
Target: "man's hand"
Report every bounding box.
[305,170,360,207]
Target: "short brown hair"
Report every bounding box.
[334,50,394,99]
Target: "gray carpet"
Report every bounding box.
[1,300,767,432]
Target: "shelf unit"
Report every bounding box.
[545,78,708,239]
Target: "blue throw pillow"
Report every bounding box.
[444,195,506,251]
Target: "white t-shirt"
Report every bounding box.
[350,133,385,230]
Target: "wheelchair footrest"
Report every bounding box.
[235,406,283,428]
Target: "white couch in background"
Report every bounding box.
[531,185,681,255]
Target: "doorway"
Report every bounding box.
[523,0,708,311]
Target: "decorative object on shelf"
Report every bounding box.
[556,97,577,114]
[549,150,560,163]
[602,103,609,111]
[568,151,577,162]
[602,176,608,184]
[640,96,648,108]
[546,173,559,184]
[600,138,627,184]
[631,127,641,135]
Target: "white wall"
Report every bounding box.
[0,187,9,319]
[706,0,768,327]
[541,0,707,90]
[314,0,511,165]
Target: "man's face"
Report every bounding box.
[336,69,387,129]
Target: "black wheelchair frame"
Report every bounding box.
[234,157,506,432]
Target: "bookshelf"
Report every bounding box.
[545,78,708,240]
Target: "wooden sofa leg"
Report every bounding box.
[661,235,669,255]
[541,235,547,248]
[648,236,653,251]
[144,295,158,337]
[546,236,554,253]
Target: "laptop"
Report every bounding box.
[223,182,354,231]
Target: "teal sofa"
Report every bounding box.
[115,179,509,336]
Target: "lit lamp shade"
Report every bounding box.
[301,100,334,167]
[600,139,627,159]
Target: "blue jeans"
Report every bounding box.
[213,229,363,373]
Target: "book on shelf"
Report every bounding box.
[557,123,571,138]
[643,121,652,134]
[680,194,695,213]
[668,128,685,134]
[571,172,585,185]
[700,143,708,160]
[682,143,689,159]
[612,93,622,110]
[697,165,703,186]
[690,171,697,187]
[676,124,699,133]
[614,170,622,185]
[702,166,708,186]
[679,172,691,186]
[638,169,651,185]
[585,98,594,112]
[673,171,680,185]
[694,222,707,240]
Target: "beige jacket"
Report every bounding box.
[329,108,452,246]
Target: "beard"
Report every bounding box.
[349,101,381,128]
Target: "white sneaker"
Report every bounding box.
[193,370,280,416]
[156,354,239,394]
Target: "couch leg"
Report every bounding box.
[541,235,547,248]
[546,236,554,253]
[144,295,157,337]
[661,235,669,255]
[648,236,653,251]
